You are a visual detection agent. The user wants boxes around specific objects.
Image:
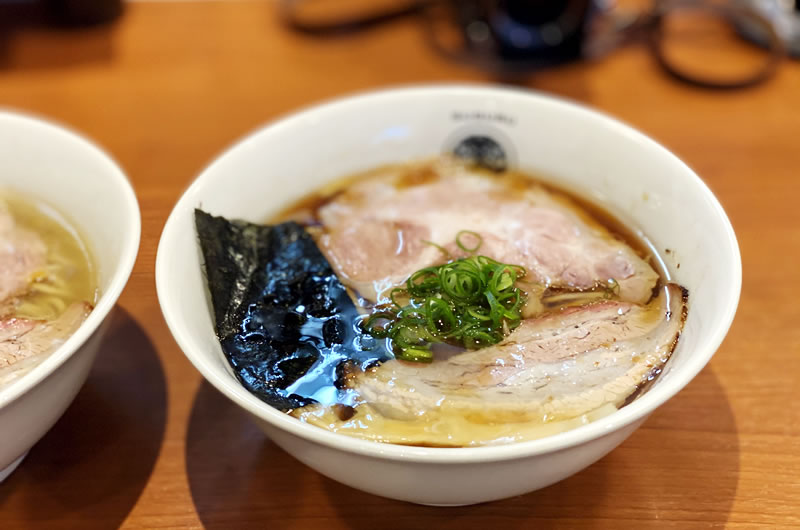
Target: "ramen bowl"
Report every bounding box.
[156,85,740,505]
[0,110,140,482]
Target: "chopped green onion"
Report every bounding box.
[455,230,482,253]
[541,279,620,308]
[363,252,527,363]
[421,239,452,259]
[396,348,434,363]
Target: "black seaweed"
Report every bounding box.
[195,209,389,411]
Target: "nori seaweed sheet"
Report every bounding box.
[195,209,389,411]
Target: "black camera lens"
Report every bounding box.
[487,0,593,63]
[498,0,569,26]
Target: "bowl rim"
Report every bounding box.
[0,109,141,409]
[156,83,741,463]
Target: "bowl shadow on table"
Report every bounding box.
[0,2,116,71]
[186,367,738,529]
[0,307,167,529]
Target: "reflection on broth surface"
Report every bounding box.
[197,157,688,447]
[0,193,95,388]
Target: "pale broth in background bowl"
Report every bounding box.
[0,110,140,482]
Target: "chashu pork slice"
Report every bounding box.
[317,160,659,305]
[295,284,686,446]
[0,302,91,387]
[0,202,47,311]
[358,283,686,422]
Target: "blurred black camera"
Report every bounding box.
[443,0,600,69]
[52,0,122,25]
[283,0,603,71]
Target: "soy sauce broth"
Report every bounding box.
[262,158,675,432]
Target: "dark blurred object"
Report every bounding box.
[586,1,785,89]
[282,0,604,71]
[0,0,122,26]
[735,0,800,57]
[0,0,117,71]
[651,1,783,88]
[281,0,789,89]
[44,0,122,26]
[429,0,600,70]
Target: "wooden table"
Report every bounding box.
[0,1,798,528]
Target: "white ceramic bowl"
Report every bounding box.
[0,110,140,482]
[156,85,740,505]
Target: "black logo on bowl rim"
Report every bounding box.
[444,124,517,172]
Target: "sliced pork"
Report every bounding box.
[0,302,91,386]
[295,283,686,445]
[317,160,659,304]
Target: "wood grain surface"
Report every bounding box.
[0,1,798,528]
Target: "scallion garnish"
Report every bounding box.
[363,236,527,363]
[455,230,482,253]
